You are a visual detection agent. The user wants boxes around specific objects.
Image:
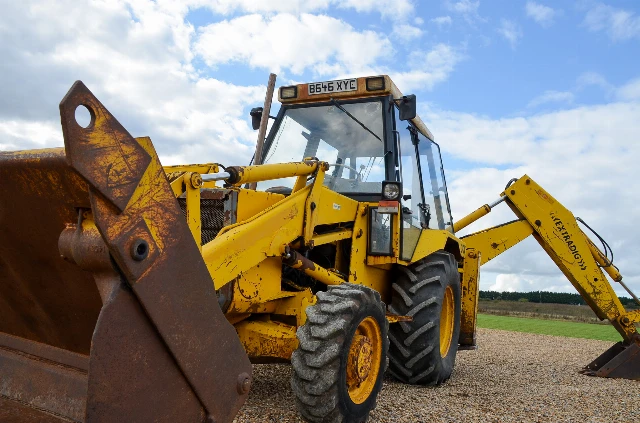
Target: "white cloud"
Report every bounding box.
[0,0,266,166]
[446,0,479,14]
[497,19,523,49]
[426,99,640,295]
[577,71,614,92]
[444,0,484,24]
[527,90,574,108]
[578,73,640,101]
[616,77,640,101]
[390,44,464,92]
[194,13,392,76]
[392,23,423,42]
[338,0,414,20]
[0,120,61,151]
[486,272,574,293]
[431,16,453,26]
[1,0,638,300]
[525,2,558,27]
[190,0,414,20]
[489,274,535,292]
[583,3,640,41]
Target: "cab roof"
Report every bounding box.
[277,75,434,140]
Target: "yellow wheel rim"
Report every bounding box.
[439,286,455,358]
[346,316,382,404]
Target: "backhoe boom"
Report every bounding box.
[456,175,639,379]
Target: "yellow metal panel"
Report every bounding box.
[391,212,400,258]
[226,257,285,314]
[235,320,298,362]
[505,175,635,341]
[169,177,183,198]
[348,204,392,302]
[459,249,481,347]
[115,137,167,252]
[274,290,316,326]
[410,229,464,264]
[314,188,359,226]
[292,174,307,193]
[366,256,399,266]
[461,220,534,266]
[184,172,202,251]
[304,167,326,245]
[202,186,309,289]
[236,189,286,223]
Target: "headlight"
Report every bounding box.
[280,86,297,99]
[382,182,401,200]
[366,76,385,91]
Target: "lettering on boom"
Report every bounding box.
[550,212,587,271]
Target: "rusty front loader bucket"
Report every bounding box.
[0,81,252,422]
[580,340,640,380]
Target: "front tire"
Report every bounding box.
[388,251,461,385]
[291,283,389,423]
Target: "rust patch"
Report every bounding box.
[60,81,252,422]
[59,81,151,212]
[581,341,640,380]
[0,149,99,354]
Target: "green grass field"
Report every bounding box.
[476,313,622,342]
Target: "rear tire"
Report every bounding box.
[387,251,461,385]
[291,283,389,423]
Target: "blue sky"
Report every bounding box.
[1,0,640,295]
[184,1,640,118]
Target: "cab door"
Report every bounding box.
[394,109,426,260]
[395,108,454,261]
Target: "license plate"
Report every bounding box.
[308,78,357,95]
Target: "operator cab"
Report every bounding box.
[255,75,454,257]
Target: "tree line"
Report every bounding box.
[479,290,637,307]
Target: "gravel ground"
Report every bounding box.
[233,328,639,423]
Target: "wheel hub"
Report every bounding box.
[345,316,382,405]
[347,335,373,386]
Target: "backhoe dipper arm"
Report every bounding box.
[455,175,639,379]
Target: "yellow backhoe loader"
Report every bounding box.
[1,76,638,423]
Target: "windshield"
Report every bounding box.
[258,100,386,194]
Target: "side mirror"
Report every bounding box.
[398,95,416,121]
[402,194,411,201]
[250,107,263,130]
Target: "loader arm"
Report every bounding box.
[456,175,639,379]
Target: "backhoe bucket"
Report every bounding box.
[581,341,640,380]
[0,81,252,422]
